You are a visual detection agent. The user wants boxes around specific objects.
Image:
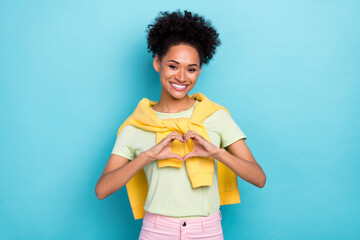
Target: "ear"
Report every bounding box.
[153,55,160,73]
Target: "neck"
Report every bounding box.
[153,90,196,113]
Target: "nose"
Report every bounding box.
[176,69,186,82]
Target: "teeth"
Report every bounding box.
[171,83,186,89]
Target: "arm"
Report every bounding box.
[215,139,266,188]
[95,153,150,200]
[182,131,266,188]
[95,131,184,200]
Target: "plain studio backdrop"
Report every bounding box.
[0,1,359,239]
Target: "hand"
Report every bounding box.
[145,131,185,163]
[182,130,221,161]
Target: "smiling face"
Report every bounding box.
[153,44,202,100]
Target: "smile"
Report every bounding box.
[170,82,187,91]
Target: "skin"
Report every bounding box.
[95,44,266,200]
[151,44,201,113]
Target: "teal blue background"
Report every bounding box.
[1,0,359,239]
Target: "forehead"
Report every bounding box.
[162,44,200,65]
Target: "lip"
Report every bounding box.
[170,82,188,91]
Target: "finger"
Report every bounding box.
[183,131,192,141]
[171,131,186,142]
[184,130,195,134]
[183,132,202,142]
[183,130,195,139]
[170,131,183,137]
[172,131,186,142]
[162,132,184,144]
[169,134,185,143]
[169,131,185,141]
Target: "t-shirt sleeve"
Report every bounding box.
[111,125,136,160]
[216,109,247,148]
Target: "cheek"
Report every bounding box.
[189,73,199,82]
[160,68,174,79]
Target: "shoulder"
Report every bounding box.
[202,109,232,134]
[120,124,144,133]
[118,124,152,138]
[203,108,231,123]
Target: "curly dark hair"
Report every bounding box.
[146,10,221,66]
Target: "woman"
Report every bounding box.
[95,10,266,240]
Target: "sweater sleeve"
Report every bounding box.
[215,109,247,148]
[111,125,136,160]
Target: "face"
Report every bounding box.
[153,44,202,100]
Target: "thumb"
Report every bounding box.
[169,153,184,162]
[183,151,196,161]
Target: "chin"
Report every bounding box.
[169,91,189,99]
[166,85,193,99]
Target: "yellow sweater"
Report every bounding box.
[117,93,241,219]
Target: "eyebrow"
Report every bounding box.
[168,60,198,67]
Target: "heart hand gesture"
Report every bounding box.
[145,131,185,163]
[144,130,222,164]
[182,130,221,161]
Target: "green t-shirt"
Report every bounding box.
[111,101,247,218]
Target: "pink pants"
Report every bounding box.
[138,210,224,240]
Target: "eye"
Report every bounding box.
[169,65,177,70]
[188,68,196,72]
